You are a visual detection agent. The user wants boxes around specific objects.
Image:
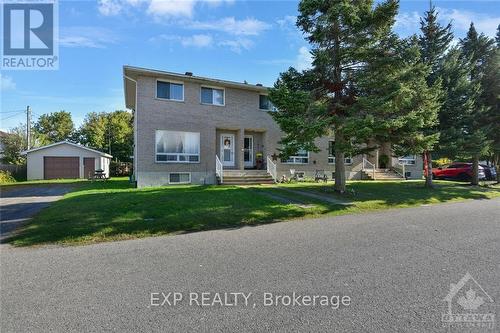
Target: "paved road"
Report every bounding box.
[1,198,499,332]
[0,185,72,242]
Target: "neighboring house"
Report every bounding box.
[123,66,423,187]
[22,141,112,180]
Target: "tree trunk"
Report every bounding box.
[334,131,346,193]
[471,155,479,185]
[424,151,433,188]
[494,153,500,184]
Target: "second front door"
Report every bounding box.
[244,135,253,168]
[220,134,235,167]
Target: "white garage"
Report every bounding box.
[23,141,112,180]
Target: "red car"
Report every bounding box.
[432,162,486,181]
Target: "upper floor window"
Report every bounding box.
[328,141,352,164]
[282,149,309,164]
[155,130,200,163]
[259,95,277,111]
[398,155,416,165]
[201,87,224,106]
[156,80,184,101]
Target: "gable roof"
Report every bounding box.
[21,141,113,158]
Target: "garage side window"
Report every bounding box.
[155,130,200,163]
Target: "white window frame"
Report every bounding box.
[168,172,191,184]
[328,156,353,165]
[200,85,225,106]
[327,141,352,164]
[156,79,184,102]
[283,150,309,164]
[398,155,416,165]
[259,94,277,112]
[155,130,200,164]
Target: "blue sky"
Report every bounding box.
[1,0,499,131]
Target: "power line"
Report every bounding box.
[0,111,24,120]
[0,109,26,114]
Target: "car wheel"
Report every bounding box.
[457,173,470,181]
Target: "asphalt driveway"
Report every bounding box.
[0,185,72,242]
[1,198,499,332]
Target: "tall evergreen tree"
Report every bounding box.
[269,0,399,193]
[482,31,500,182]
[460,23,495,185]
[496,24,500,47]
[418,2,453,187]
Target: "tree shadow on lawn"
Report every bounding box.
[7,185,346,246]
[286,181,499,207]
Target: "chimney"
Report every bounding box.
[185,72,193,76]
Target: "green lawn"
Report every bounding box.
[4,178,499,247]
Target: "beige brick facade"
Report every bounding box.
[124,66,423,187]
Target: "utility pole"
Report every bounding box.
[26,105,31,150]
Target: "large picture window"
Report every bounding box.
[156,80,184,101]
[201,87,224,105]
[328,141,352,164]
[155,130,200,163]
[283,149,309,164]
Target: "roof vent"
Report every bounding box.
[185,72,193,76]
[256,83,263,86]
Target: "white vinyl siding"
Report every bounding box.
[201,87,224,105]
[156,80,184,101]
[155,130,200,163]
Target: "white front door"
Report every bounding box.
[244,135,254,168]
[220,134,235,167]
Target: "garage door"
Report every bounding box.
[44,157,80,179]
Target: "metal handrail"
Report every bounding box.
[267,156,277,182]
[216,155,223,184]
[392,163,406,179]
[363,158,376,180]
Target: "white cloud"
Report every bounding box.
[0,74,16,91]
[395,11,420,31]
[147,0,196,18]
[436,7,500,37]
[276,15,296,29]
[181,34,213,47]
[98,0,125,16]
[98,0,233,18]
[189,17,270,36]
[59,27,118,48]
[150,33,213,48]
[295,46,312,71]
[218,38,253,53]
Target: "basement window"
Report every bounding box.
[168,173,191,184]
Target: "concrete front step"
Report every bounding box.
[362,170,404,180]
[220,170,275,185]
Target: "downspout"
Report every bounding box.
[124,75,138,185]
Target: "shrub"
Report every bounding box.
[434,158,452,168]
[0,170,16,183]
